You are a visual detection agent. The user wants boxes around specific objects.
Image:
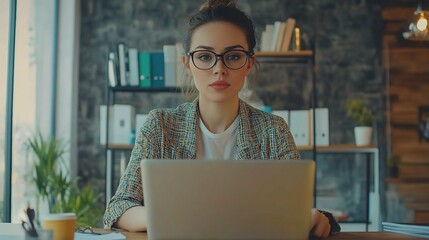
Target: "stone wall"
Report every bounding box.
[79,0,384,222]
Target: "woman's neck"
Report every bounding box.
[198,97,239,134]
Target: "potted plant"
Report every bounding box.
[346,99,374,146]
[26,132,103,227]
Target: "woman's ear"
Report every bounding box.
[182,55,192,75]
[246,56,255,73]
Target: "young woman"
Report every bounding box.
[104,0,340,237]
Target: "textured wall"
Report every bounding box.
[79,0,384,222]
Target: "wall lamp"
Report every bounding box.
[403,1,429,41]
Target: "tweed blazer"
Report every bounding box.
[103,98,300,229]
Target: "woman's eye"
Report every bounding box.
[197,54,212,62]
[226,53,242,61]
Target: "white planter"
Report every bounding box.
[354,126,372,146]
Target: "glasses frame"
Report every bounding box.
[187,49,254,70]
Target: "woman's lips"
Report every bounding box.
[209,80,230,90]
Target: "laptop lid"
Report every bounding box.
[141,159,315,240]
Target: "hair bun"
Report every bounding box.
[199,0,236,10]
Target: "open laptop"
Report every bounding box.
[141,159,315,240]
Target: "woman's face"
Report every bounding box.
[186,21,254,104]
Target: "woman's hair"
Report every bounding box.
[180,0,258,100]
[182,0,256,54]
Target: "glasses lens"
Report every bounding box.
[192,51,216,70]
[223,50,248,69]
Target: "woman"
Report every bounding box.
[104,0,340,238]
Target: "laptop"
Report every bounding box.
[141,159,315,240]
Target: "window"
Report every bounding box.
[0,0,12,222]
[1,0,38,222]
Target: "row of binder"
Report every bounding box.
[108,43,184,88]
[100,105,330,147]
[272,108,330,146]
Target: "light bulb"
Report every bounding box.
[417,13,428,31]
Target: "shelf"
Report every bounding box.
[297,144,378,152]
[110,86,181,92]
[255,50,313,57]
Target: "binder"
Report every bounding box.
[135,114,148,132]
[107,52,118,87]
[100,105,135,145]
[163,45,177,87]
[117,43,129,86]
[138,51,151,88]
[289,110,310,146]
[272,110,289,125]
[309,108,330,146]
[151,52,165,88]
[128,48,140,87]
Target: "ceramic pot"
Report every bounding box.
[354,126,372,146]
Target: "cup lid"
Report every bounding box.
[41,212,77,221]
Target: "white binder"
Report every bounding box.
[163,45,177,87]
[309,108,330,146]
[289,110,310,146]
[135,114,149,132]
[100,104,135,145]
[272,110,289,125]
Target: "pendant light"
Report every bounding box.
[403,1,429,41]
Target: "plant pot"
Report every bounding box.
[354,126,372,146]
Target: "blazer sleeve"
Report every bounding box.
[272,116,300,160]
[103,110,161,229]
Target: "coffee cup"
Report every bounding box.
[41,213,76,240]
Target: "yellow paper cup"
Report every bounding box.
[41,213,76,240]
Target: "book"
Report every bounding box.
[128,48,140,87]
[294,27,301,51]
[262,24,274,52]
[107,52,118,87]
[280,18,296,52]
[163,45,177,87]
[117,43,129,86]
[151,52,165,88]
[274,22,287,52]
[270,21,282,51]
[138,51,151,88]
[382,222,429,239]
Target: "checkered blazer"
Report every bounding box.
[103,98,300,229]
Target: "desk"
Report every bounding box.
[95,230,426,240]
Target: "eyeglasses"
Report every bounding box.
[187,49,253,70]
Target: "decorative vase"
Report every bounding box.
[354,126,372,146]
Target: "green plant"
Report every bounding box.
[26,132,102,226]
[346,99,374,126]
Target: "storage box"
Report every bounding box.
[100,104,136,145]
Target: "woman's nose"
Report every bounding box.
[212,57,227,74]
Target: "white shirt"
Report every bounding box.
[196,116,239,160]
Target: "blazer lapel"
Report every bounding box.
[175,98,199,159]
[236,100,261,159]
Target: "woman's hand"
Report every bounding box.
[310,208,330,239]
